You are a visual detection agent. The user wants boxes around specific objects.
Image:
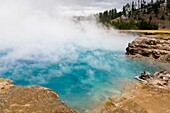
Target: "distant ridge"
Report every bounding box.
[97,0,170,30]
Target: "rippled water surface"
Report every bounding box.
[0,45,164,112]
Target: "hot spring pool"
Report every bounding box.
[0,46,164,112]
[0,1,167,112]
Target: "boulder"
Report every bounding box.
[141,49,151,57]
[166,55,170,63]
[152,51,161,59]
[146,38,157,45]
[126,47,138,55]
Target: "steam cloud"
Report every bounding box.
[0,0,136,64]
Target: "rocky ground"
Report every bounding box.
[93,71,170,113]
[0,78,78,113]
[126,35,170,63]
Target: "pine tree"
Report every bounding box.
[111,9,115,19]
[167,0,170,12]
[161,15,165,20]
[149,15,152,22]
[123,6,126,16]
[103,10,109,22]
[114,9,117,18]
[153,2,159,14]
[99,12,102,20]
[138,0,140,9]
[109,10,112,20]
[132,1,136,11]
[141,0,144,8]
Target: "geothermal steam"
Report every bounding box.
[0,0,135,63]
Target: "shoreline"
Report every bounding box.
[119,30,170,35]
[92,72,170,113]
[126,55,170,72]
[92,33,170,113]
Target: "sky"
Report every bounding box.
[52,0,152,15]
[0,0,152,16]
[22,0,152,16]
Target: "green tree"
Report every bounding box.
[115,8,117,17]
[149,16,152,22]
[161,15,165,20]
[111,8,117,19]
[99,13,103,20]
[151,0,154,4]
[125,3,130,17]
[167,0,170,12]
[123,6,126,16]
[141,0,145,8]
[153,2,159,14]
[103,10,109,22]
[132,1,136,11]
[109,10,112,20]
[138,19,158,30]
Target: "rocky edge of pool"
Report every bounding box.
[0,78,78,113]
[92,34,170,113]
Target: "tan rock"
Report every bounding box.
[96,81,170,113]
[0,78,78,113]
[126,35,170,63]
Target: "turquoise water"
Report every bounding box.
[0,45,164,112]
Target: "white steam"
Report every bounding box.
[0,0,135,62]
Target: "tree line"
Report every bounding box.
[98,0,170,29]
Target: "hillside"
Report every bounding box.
[98,0,170,30]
